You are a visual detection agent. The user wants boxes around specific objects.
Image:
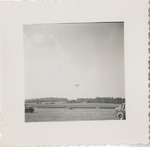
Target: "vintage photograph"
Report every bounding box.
[1,1,149,145]
[24,22,125,122]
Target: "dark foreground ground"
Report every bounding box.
[25,107,118,122]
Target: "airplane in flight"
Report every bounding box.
[74,84,80,87]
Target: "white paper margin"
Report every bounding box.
[0,0,149,146]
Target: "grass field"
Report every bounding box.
[26,103,119,109]
[25,108,118,122]
[25,103,119,122]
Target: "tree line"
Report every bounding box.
[25,97,125,104]
[74,97,125,104]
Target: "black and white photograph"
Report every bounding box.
[1,1,149,146]
[24,22,125,122]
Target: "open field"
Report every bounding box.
[25,108,119,122]
[26,103,120,109]
[25,108,118,122]
[25,103,120,122]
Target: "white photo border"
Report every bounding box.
[0,0,149,146]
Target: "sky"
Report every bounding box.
[24,22,125,99]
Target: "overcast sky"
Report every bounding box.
[24,22,124,99]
